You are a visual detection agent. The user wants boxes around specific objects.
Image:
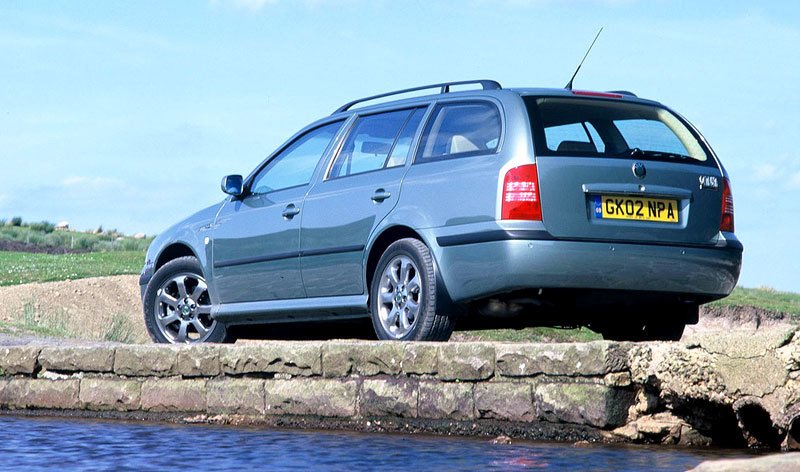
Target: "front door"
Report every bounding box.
[211,120,344,303]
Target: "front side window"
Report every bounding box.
[329,108,424,179]
[417,102,501,161]
[250,121,342,194]
[526,96,709,163]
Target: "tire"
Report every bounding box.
[369,238,454,341]
[143,256,233,344]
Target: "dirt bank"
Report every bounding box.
[0,275,147,343]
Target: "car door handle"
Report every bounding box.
[282,204,301,219]
[371,189,392,202]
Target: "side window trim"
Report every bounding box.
[412,99,504,165]
[381,110,418,168]
[323,106,428,181]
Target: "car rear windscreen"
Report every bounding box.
[524,96,711,165]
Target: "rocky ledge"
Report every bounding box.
[2,328,800,449]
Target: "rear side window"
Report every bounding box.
[329,108,423,179]
[525,97,709,164]
[417,102,501,161]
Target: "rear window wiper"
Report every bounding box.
[625,148,693,161]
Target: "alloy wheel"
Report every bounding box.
[377,255,422,339]
[153,273,216,343]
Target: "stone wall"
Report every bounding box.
[2,329,800,449]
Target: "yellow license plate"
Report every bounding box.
[592,195,679,223]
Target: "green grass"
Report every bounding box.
[465,287,800,342]
[102,314,137,343]
[0,298,72,338]
[458,326,602,343]
[710,286,800,316]
[0,251,144,286]
[0,320,64,338]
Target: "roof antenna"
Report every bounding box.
[565,27,603,91]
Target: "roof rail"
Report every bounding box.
[607,90,637,97]
[333,80,502,114]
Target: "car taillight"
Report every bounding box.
[720,177,734,232]
[502,164,542,220]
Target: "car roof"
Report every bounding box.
[329,83,664,119]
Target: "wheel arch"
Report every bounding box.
[365,225,423,292]
[155,243,199,271]
[365,225,464,316]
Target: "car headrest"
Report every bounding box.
[556,140,596,153]
[450,135,479,153]
[361,141,392,155]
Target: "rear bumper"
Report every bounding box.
[432,231,742,304]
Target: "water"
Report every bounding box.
[0,415,749,471]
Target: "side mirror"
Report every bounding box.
[221,174,244,197]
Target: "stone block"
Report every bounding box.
[80,378,141,411]
[495,342,611,378]
[40,346,115,373]
[321,343,356,377]
[0,379,7,401]
[437,344,494,381]
[0,346,41,375]
[687,327,797,358]
[418,381,474,420]
[220,344,321,377]
[322,342,404,377]
[141,379,206,412]
[534,382,634,428]
[207,379,265,416]
[264,379,357,417]
[0,379,80,409]
[177,345,221,377]
[359,378,418,418]
[604,372,632,387]
[716,353,787,398]
[402,343,439,375]
[474,382,534,421]
[114,345,178,377]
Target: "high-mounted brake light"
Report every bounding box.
[571,90,623,99]
[502,164,542,221]
[720,177,734,233]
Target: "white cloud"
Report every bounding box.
[60,176,123,189]
[788,172,800,190]
[232,0,278,10]
[210,0,279,11]
[210,0,341,11]
[496,0,635,6]
[753,163,778,182]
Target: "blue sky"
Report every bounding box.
[1,0,798,291]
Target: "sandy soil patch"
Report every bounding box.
[0,275,147,343]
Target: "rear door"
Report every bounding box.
[524,95,723,246]
[300,107,426,297]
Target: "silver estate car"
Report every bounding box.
[140,80,742,344]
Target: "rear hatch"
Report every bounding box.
[524,94,723,246]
